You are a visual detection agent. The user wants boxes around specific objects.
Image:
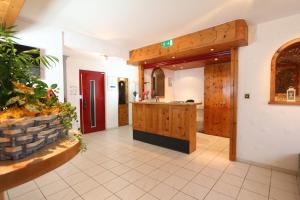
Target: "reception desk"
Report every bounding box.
[132,102,199,153]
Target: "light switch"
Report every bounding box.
[244,94,250,99]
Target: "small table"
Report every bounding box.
[0,139,80,200]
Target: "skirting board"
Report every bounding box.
[133,130,190,154]
[237,158,299,176]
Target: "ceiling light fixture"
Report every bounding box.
[172,56,176,59]
[214,58,219,61]
[210,48,215,52]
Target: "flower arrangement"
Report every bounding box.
[0,25,86,156]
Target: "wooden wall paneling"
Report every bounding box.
[230,48,238,161]
[138,64,144,100]
[144,104,159,134]
[204,62,232,138]
[157,105,170,136]
[0,0,24,27]
[128,20,248,65]
[132,103,145,131]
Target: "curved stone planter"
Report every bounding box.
[0,114,67,160]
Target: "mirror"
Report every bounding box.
[151,68,165,97]
[270,38,300,104]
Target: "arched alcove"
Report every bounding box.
[151,68,165,97]
[270,38,300,105]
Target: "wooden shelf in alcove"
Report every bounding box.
[269,101,300,105]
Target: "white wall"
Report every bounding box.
[15,20,64,101]
[65,52,138,129]
[173,68,204,103]
[144,67,204,103]
[238,14,300,171]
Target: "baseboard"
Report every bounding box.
[133,129,190,154]
[237,158,298,176]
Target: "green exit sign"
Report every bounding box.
[162,39,173,48]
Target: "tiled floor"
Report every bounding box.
[5,126,300,200]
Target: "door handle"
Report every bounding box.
[83,99,87,109]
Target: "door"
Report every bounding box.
[80,70,105,134]
[204,62,232,138]
[118,78,129,126]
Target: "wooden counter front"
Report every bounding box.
[132,102,197,153]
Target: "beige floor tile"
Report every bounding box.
[192,174,217,189]
[121,169,144,183]
[150,183,178,200]
[146,158,168,168]
[270,187,300,200]
[204,191,235,200]
[100,160,121,169]
[81,185,112,200]
[242,179,269,197]
[272,171,297,184]
[163,175,189,190]
[271,177,299,194]
[246,171,271,185]
[238,189,268,200]
[212,181,240,198]
[71,178,99,195]
[93,171,118,184]
[64,172,90,186]
[182,182,210,200]
[46,188,78,200]
[139,193,159,200]
[184,161,205,172]
[116,184,145,200]
[171,192,196,200]
[83,165,106,177]
[105,195,121,200]
[200,167,223,179]
[219,173,244,187]
[11,189,44,200]
[103,177,130,193]
[34,172,61,188]
[148,169,171,181]
[159,163,180,174]
[174,168,197,181]
[110,164,131,175]
[134,176,160,192]
[124,159,144,168]
[135,164,156,174]
[40,180,69,197]
[8,181,38,199]
[56,165,81,178]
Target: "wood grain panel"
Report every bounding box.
[0,0,24,27]
[204,62,232,138]
[128,20,248,65]
[132,102,196,153]
[132,103,145,131]
[138,65,144,100]
[118,104,128,126]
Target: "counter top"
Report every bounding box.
[131,101,202,106]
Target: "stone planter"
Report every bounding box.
[0,114,67,160]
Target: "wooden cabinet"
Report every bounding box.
[132,103,145,131]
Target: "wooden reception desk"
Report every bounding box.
[132,102,199,153]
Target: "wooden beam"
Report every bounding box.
[128,19,248,65]
[229,48,238,161]
[0,0,24,27]
[138,64,144,100]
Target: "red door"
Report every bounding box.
[80,70,105,134]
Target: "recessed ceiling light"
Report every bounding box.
[210,48,215,52]
[172,56,176,59]
[144,61,147,64]
[214,58,219,61]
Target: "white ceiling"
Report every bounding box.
[19,0,300,51]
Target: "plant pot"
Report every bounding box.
[0,114,67,160]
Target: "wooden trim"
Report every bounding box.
[138,64,144,100]
[270,38,300,104]
[269,101,300,105]
[230,48,238,161]
[0,139,80,192]
[0,0,24,27]
[128,19,248,65]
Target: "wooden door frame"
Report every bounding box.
[138,49,239,161]
[79,70,106,134]
[118,77,129,126]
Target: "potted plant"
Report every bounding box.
[0,25,85,160]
